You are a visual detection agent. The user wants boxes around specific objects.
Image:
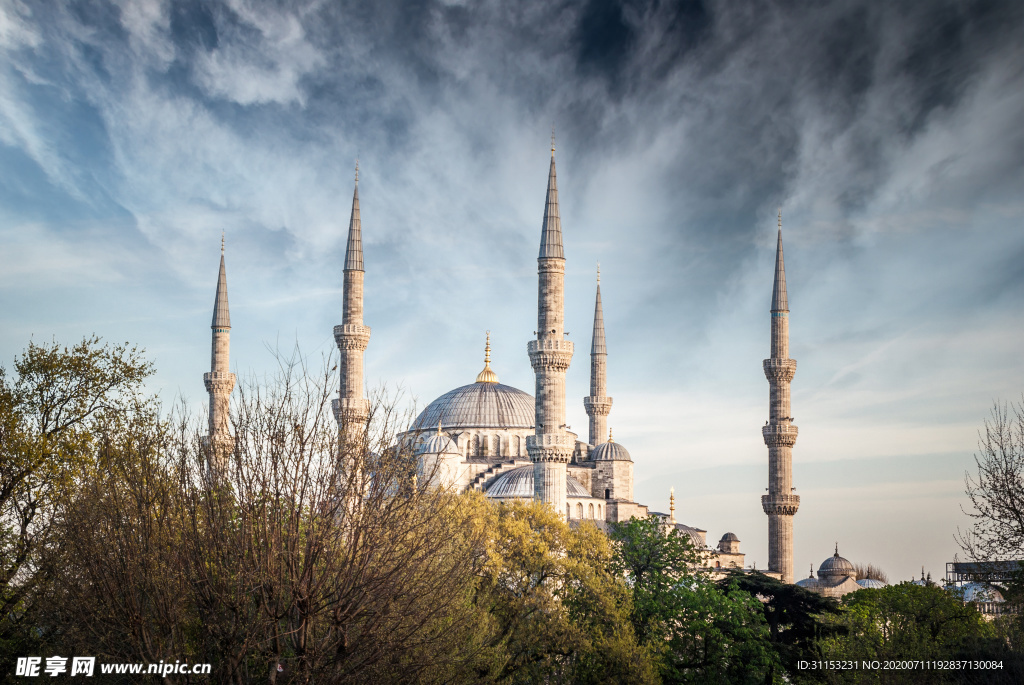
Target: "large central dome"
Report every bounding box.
[411,381,535,431]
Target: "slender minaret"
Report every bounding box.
[203,234,236,475]
[527,133,574,516]
[333,163,371,442]
[584,264,612,446]
[762,211,799,583]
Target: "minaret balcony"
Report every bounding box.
[334,324,371,351]
[527,433,574,462]
[583,396,612,414]
[333,397,370,423]
[762,358,797,381]
[761,493,800,516]
[762,423,798,446]
[528,339,573,372]
[203,372,237,393]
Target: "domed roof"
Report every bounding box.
[857,578,887,589]
[958,582,1005,603]
[417,433,459,455]
[720,532,740,542]
[672,523,707,550]
[485,465,592,499]
[796,576,821,590]
[591,429,631,461]
[818,545,856,581]
[412,382,534,431]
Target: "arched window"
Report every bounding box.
[588,503,594,519]
[566,504,571,518]
[598,505,602,518]
[716,561,721,569]
[513,435,520,455]
[472,434,480,456]
[576,503,583,518]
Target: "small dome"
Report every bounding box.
[796,576,821,590]
[591,441,631,461]
[818,546,856,581]
[417,434,459,455]
[485,465,592,499]
[958,582,1005,603]
[857,578,887,589]
[720,532,740,543]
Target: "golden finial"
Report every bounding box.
[551,125,556,154]
[355,159,359,185]
[221,230,225,255]
[596,261,600,284]
[475,331,499,383]
[778,208,782,230]
[437,417,442,436]
[608,427,614,443]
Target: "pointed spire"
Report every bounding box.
[475,331,499,383]
[669,487,676,524]
[344,161,364,272]
[212,240,230,329]
[771,210,788,312]
[591,264,606,355]
[539,136,564,259]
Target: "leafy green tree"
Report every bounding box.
[476,499,656,684]
[717,571,842,683]
[817,583,1001,683]
[610,516,779,683]
[0,337,153,671]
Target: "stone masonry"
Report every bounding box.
[762,212,799,584]
[334,165,371,443]
[528,140,574,516]
[203,238,236,476]
[583,266,612,447]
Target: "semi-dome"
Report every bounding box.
[818,545,856,582]
[417,433,459,455]
[672,523,707,550]
[485,465,592,499]
[591,429,631,461]
[857,578,887,589]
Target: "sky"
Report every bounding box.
[1,0,1023,583]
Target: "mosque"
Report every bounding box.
[200,139,804,580]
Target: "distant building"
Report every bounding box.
[795,546,864,598]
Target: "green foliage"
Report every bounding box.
[718,571,842,682]
[0,337,153,673]
[611,516,779,684]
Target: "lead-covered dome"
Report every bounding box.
[485,465,592,499]
[591,440,631,461]
[417,434,459,455]
[857,578,886,589]
[412,382,534,431]
[818,546,856,582]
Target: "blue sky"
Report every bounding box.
[1,0,1023,582]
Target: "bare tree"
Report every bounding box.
[959,401,1024,562]
[852,563,889,584]
[53,353,495,683]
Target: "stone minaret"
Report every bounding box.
[203,235,236,474]
[333,164,371,441]
[527,136,574,515]
[583,264,612,446]
[762,212,799,583]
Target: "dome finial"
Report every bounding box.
[551,124,556,155]
[475,331,499,383]
[608,427,614,442]
[835,542,839,556]
[437,417,442,436]
[810,563,814,578]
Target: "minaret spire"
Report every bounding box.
[528,139,574,516]
[204,236,236,477]
[762,212,799,583]
[584,263,612,446]
[334,163,372,442]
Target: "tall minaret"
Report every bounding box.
[333,163,371,441]
[583,264,612,446]
[762,211,799,583]
[527,134,574,516]
[203,234,236,474]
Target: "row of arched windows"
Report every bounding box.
[567,501,602,520]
